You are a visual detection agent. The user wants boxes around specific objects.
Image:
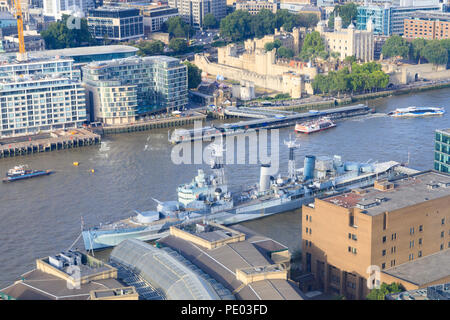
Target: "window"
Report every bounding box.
[441,231,445,238]
[410,240,414,248]
[381,263,385,270]
[410,227,414,235]
[391,233,397,240]
[419,225,423,232]
[442,218,445,225]
[306,215,308,221]
[440,244,444,250]
[348,233,352,239]
[382,236,386,243]
[382,249,386,256]
[306,227,308,234]
[418,238,422,245]
[418,251,422,257]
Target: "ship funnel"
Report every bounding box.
[304,155,316,180]
[259,164,271,192]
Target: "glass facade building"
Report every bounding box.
[357,4,442,36]
[435,129,450,174]
[87,7,144,41]
[82,56,188,125]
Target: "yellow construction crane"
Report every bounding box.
[12,0,27,61]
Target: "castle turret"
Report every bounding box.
[335,13,342,32]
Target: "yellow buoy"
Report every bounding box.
[91,169,95,173]
[73,162,79,166]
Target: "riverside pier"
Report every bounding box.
[170,104,373,144]
[0,129,101,159]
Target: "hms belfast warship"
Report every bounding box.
[82,140,405,251]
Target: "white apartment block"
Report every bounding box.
[43,0,95,20]
[168,0,226,29]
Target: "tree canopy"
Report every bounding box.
[183,61,202,89]
[312,62,389,95]
[220,9,319,42]
[169,38,188,53]
[422,40,449,66]
[383,36,450,66]
[203,13,218,30]
[298,31,326,61]
[134,40,165,56]
[366,283,404,300]
[162,17,194,39]
[328,3,358,29]
[41,15,96,49]
[277,46,294,59]
[381,35,410,59]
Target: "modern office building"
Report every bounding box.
[87,6,144,41]
[404,11,450,40]
[111,2,179,34]
[302,170,450,299]
[168,0,226,29]
[82,56,187,124]
[435,129,450,174]
[357,3,442,36]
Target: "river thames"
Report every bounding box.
[0,88,448,288]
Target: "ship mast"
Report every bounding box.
[284,135,300,181]
[208,138,226,186]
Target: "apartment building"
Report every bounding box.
[168,0,226,29]
[404,11,450,40]
[235,0,278,15]
[43,0,95,20]
[302,171,450,299]
[82,56,188,124]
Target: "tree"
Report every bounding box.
[299,31,325,61]
[135,40,165,56]
[250,9,276,38]
[220,10,253,42]
[162,17,194,39]
[422,40,449,66]
[264,39,281,52]
[277,46,294,59]
[381,35,410,59]
[169,38,188,53]
[203,13,218,30]
[41,14,96,49]
[328,3,358,29]
[410,38,427,63]
[183,61,202,89]
[366,283,404,300]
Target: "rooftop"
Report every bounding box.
[436,128,450,135]
[0,269,124,300]
[382,249,450,287]
[158,224,304,300]
[410,10,450,22]
[28,45,138,59]
[323,171,450,216]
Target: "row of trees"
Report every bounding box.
[382,35,450,66]
[161,17,195,40]
[312,62,390,95]
[219,9,319,42]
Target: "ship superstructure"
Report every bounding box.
[82,140,407,250]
